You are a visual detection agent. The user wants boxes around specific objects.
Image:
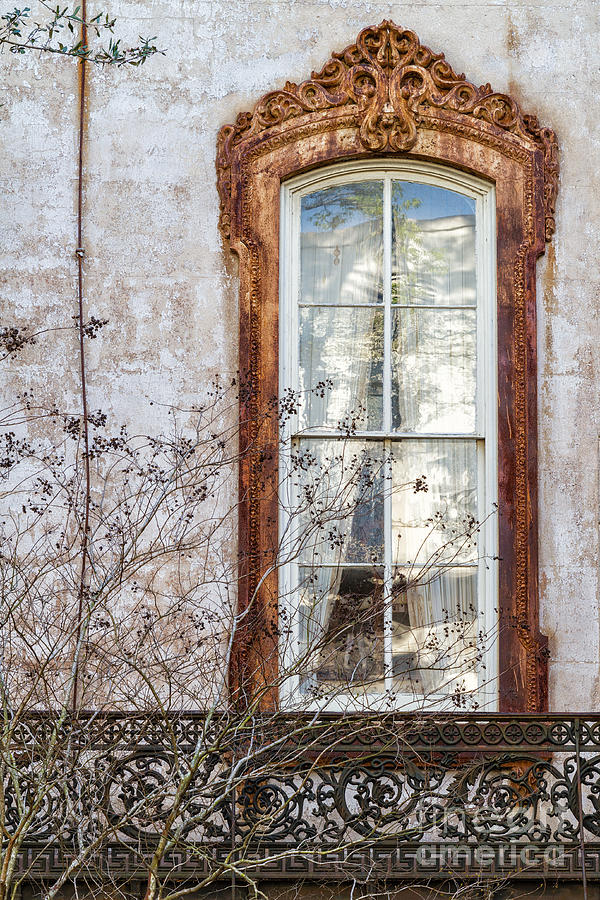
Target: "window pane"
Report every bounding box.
[391,566,478,696]
[300,181,383,305]
[391,439,478,566]
[299,306,383,431]
[293,439,384,565]
[391,308,477,433]
[391,181,476,307]
[299,566,384,696]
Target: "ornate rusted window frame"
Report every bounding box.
[216,21,558,713]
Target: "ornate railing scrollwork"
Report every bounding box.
[6,713,600,881]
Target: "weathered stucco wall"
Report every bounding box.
[1,0,597,709]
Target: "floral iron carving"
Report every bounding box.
[217,20,558,241]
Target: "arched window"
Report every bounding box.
[217,21,558,712]
[279,161,497,709]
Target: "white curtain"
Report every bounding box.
[390,207,479,695]
[300,565,342,674]
[391,439,478,695]
[391,307,476,433]
[298,197,479,696]
[298,441,382,685]
[299,215,383,683]
[392,213,476,306]
[299,216,383,432]
[300,217,383,306]
[402,568,477,695]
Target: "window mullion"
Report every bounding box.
[384,437,392,692]
[383,176,392,434]
[383,177,393,693]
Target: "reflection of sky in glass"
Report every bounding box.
[393,182,475,220]
[301,181,475,233]
[301,182,383,233]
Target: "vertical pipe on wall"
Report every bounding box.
[71,0,90,712]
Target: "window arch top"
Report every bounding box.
[217,20,558,245]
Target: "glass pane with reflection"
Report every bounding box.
[391,566,478,696]
[299,566,384,696]
[299,306,383,431]
[293,439,384,566]
[391,439,478,566]
[301,181,384,305]
[391,181,476,307]
[391,307,477,433]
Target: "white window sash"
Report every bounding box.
[279,160,497,712]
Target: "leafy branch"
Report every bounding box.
[0,1,163,65]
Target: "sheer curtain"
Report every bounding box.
[299,216,383,431]
[391,307,476,433]
[390,201,478,696]
[295,180,481,698]
[300,217,383,306]
[401,569,477,695]
[299,214,383,681]
[299,441,383,685]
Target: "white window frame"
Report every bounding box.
[278,159,498,712]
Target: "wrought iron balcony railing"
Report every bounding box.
[5,713,600,884]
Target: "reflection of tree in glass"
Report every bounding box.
[301,181,450,306]
[392,183,447,306]
[302,182,385,232]
[302,181,424,233]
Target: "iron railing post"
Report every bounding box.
[575,716,589,900]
